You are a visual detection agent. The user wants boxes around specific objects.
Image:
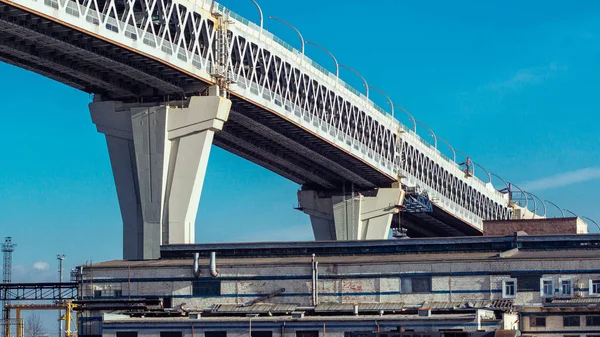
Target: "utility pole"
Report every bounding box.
[2,237,16,337]
[57,254,66,337]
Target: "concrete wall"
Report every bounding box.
[483,217,588,236]
[82,256,600,309]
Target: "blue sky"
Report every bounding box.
[1,0,599,294]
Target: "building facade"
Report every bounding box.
[75,234,600,337]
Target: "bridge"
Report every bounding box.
[0,0,540,260]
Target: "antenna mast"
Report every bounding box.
[2,237,16,337]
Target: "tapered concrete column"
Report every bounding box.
[298,185,405,240]
[90,94,231,260]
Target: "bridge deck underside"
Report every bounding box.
[0,2,395,191]
[0,2,487,236]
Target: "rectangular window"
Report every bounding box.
[93,290,102,298]
[560,278,573,297]
[530,316,546,327]
[502,279,517,298]
[160,332,182,337]
[516,274,542,292]
[114,290,123,298]
[590,280,600,296]
[205,332,227,337]
[587,316,600,326]
[251,332,272,337]
[116,333,137,337]
[296,332,319,337]
[564,316,581,327]
[563,335,580,337]
[540,278,554,298]
[192,280,221,296]
[401,276,432,293]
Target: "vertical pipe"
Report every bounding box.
[314,261,319,305]
[210,252,219,278]
[127,265,131,299]
[193,253,200,277]
[311,254,316,306]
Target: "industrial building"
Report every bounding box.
[67,232,600,337]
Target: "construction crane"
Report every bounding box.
[2,237,16,337]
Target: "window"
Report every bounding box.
[590,280,600,296]
[401,276,431,293]
[563,335,580,337]
[502,279,517,298]
[560,278,573,297]
[563,316,580,327]
[251,332,272,337]
[516,274,542,292]
[530,316,546,327]
[296,332,319,337]
[192,280,221,296]
[114,290,123,298]
[160,333,182,337]
[93,290,102,298]
[540,278,554,298]
[205,332,227,337]
[116,333,137,337]
[586,316,600,326]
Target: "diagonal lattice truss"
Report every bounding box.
[0,0,512,226]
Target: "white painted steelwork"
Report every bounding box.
[0,0,513,228]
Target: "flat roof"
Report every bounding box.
[158,233,600,259]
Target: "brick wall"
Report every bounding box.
[483,217,587,236]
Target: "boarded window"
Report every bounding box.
[192,280,221,296]
[401,277,431,293]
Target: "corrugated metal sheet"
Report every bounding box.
[422,300,512,310]
[212,303,298,314]
[314,302,404,313]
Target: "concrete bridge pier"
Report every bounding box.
[90,92,231,260]
[298,185,405,240]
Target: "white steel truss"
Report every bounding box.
[0,0,513,228]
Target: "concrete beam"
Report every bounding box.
[298,185,405,240]
[90,94,231,259]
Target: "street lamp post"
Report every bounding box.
[393,105,417,133]
[368,86,394,118]
[581,216,600,232]
[544,200,565,218]
[437,137,456,162]
[250,0,263,31]
[340,64,369,99]
[57,254,66,337]
[306,41,338,77]
[415,120,437,149]
[564,209,578,218]
[268,16,304,55]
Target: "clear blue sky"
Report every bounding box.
[1,0,600,288]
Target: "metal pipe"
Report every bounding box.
[415,120,437,149]
[268,16,304,55]
[250,0,263,31]
[437,137,456,162]
[544,200,565,217]
[307,41,338,77]
[368,86,394,118]
[193,253,200,277]
[311,254,317,306]
[393,105,417,133]
[581,216,600,232]
[340,64,369,99]
[315,261,319,305]
[209,252,219,278]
